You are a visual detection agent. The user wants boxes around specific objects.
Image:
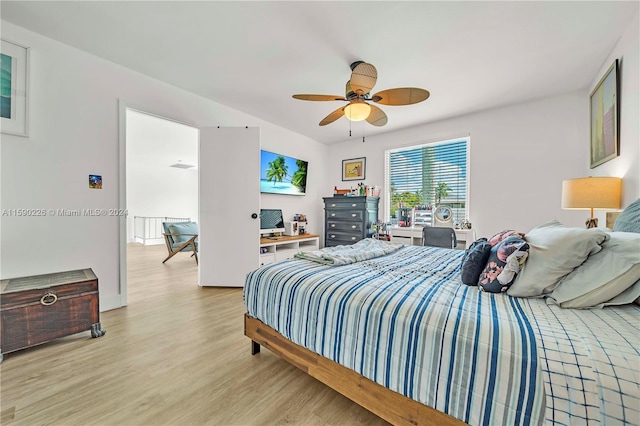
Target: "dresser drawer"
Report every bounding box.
[324,200,366,209]
[325,210,364,221]
[326,221,364,233]
[326,231,361,245]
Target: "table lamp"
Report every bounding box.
[561,176,622,228]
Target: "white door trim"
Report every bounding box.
[117,99,200,308]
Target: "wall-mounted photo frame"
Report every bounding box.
[342,157,366,181]
[89,175,103,189]
[589,59,618,168]
[1,39,29,137]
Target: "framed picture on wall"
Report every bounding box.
[342,157,366,181]
[589,59,618,168]
[1,39,29,137]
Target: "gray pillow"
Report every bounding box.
[548,231,640,308]
[507,220,609,298]
[613,198,640,233]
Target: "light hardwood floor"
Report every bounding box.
[0,244,388,425]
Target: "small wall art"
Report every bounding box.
[589,59,618,168]
[342,157,366,181]
[89,175,102,189]
[1,39,29,137]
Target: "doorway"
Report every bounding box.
[122,107,199,305]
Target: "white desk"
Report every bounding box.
[389,226,476,249]
[259,234,319,265]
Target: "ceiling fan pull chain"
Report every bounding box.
[362,121,366,143]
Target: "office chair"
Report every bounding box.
[422,226,457,249]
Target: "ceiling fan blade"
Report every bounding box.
[293,94,347,101]
[371,87,430,105]
[366,104,388,127]
[319,106,345,126]
[350,62,378,95]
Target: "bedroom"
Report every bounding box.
[1,1,639,425]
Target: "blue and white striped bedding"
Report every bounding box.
[244,245,640,425]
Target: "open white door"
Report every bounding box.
[198,127,260,287]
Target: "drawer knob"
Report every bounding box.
[351,236,356,240]
[351,203,357,207]
[351,213,356,217]
[331,213,335,217]
[331,204,336,207]
[330,224,335,227]
[40,292,58,306]
[330,235,335,238]
[351,225,356,229]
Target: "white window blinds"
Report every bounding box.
[384,137,469,224]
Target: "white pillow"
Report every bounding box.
[548,232,640,308]
[507,220,609,297]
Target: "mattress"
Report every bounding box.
[244,245,640,425]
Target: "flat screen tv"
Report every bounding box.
[259,209,285,236]
[260,150,308,195]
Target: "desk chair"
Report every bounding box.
[422,226,457,249]
[162,221,198,264]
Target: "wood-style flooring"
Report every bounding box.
[0,243,388,425]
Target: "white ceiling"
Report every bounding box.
[2,1,637,145]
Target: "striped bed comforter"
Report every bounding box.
[244,245,640,425]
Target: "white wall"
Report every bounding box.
[259,125,328,238]
[327,11,639,239]
[127,165,199,243]
[0,21,328,310]
[328,93,588,239]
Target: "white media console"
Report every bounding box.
[259,234,320,266]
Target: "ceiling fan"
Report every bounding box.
[292,61,430,127]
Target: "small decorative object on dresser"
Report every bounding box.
[0,268,105,362]
[323,196,379,247]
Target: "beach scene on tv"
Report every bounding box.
[260,150,308,195]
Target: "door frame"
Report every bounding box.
[117,99,200,307]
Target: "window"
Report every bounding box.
[384,137,469,225]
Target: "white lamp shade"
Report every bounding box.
[344,102,371,121]
[561,177,622,210]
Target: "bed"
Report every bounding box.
[244,210,640,425]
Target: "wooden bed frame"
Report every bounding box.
[244,314,465,426]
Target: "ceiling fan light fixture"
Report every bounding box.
[344,102,371,121]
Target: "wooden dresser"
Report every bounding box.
[0,268,105,361]
[323,196,379,247]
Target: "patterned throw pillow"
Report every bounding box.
[478,236,530,293]
[488,229,525,246]
[460,238,492,286]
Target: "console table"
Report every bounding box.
[389,226,476,250]
[0,268,105,361]
[259,234,320,266]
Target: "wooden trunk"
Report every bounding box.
[1,268,105,359]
